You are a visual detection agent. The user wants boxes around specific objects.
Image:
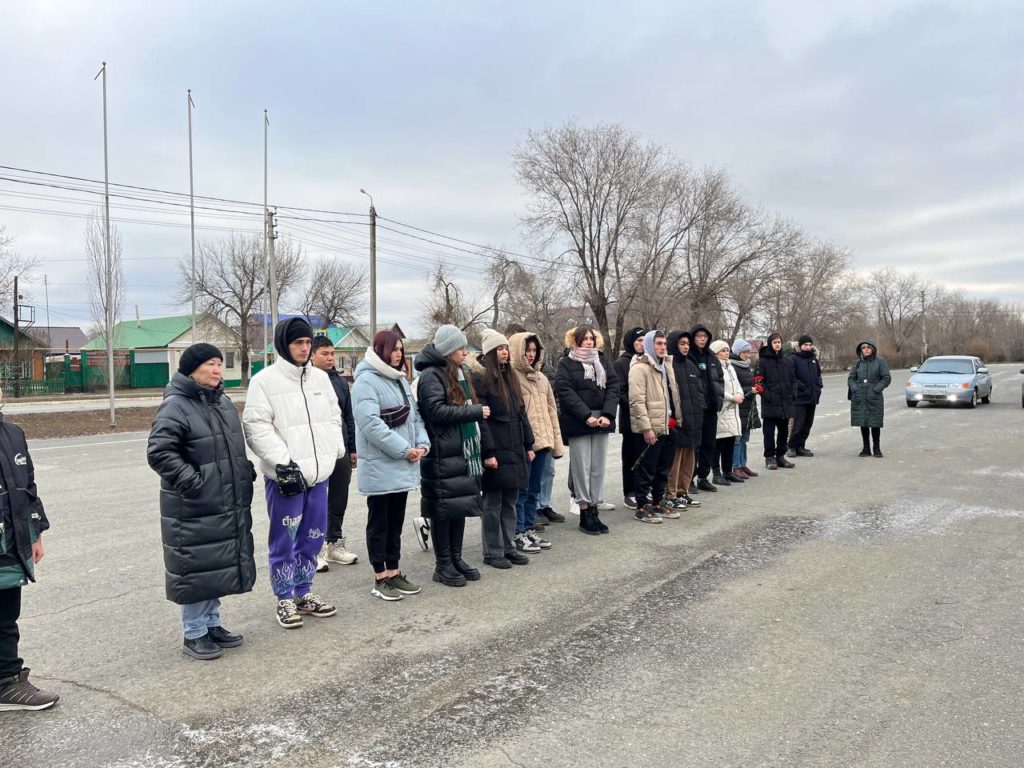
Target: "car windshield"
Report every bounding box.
[916,360,974,375]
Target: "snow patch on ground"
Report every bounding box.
[971,466,1024,479]
[823,498,1024,541]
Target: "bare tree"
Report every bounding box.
[297,258,368,329]
[513,122,665,348]
[867,267,924,358]
[0,228,38,317]
[179,233,305,384]
[84,213,126,344]
[420,260,492,342]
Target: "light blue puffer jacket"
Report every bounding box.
[352,349,430,495]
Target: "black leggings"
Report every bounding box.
[366,492,408,573]
[0,587,22,680]
[860,427,881,449]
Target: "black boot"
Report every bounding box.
[448,518,480,580]
[592,507,609,534]
[578,506,602,536]
[430,519,467,587]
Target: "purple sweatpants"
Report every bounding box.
[265,477,328,600]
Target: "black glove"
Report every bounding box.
[275,461,308,497]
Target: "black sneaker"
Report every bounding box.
[712,473,732,486]
[504,550,530,565]
[624,494,638,509]
[483,555,513,569]
[680,493,700,508]
[859,448,871,457]
[206,626,243,648]
[776,457,796,469]
[786,448,797,458]
[796,447,814,457]
[0,669,60,710]
[697,478,718,492]
[538,506,566,523]
[182,635,224,660]
[873,448,884,458]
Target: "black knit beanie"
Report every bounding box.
[798,335,814,346]
[179,343,223,376]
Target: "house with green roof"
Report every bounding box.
[255,323,374,376]
[84,314,244,388]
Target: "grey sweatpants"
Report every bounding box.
[481,488,518,557]
[568,432,609,507]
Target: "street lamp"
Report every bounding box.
[360,188,377,338]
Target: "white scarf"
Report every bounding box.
[569,347,606,389]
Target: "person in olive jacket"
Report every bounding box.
[665,330,705,507]
[787,335,823,458]
[415,325,490,587]
[147,344,257,661]
[687,323,723,492]
[555,325,619,535]
[848,340,892,457]
[754,333,796,470]
[0,389,59,711]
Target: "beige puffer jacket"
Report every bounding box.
[716,358,743,438]
[510,332,565,456]
[628,353,682,435]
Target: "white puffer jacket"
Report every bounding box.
[716,358,743,438]
[243,359,343,486]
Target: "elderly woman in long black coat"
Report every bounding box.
[147,344,256,661]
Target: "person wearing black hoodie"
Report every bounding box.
[687,323,723,492]
[754,332,796,470]
[666,330,705,507]
[614,327,646,508]
[787,335,823,457]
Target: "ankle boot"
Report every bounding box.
[430,520,467,587]
[451,548,481,581]
[592,506,609,534]
[447,517,479,580]
[578,507,602,536]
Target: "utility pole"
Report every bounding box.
[188,89,196,343]
[920,289,927,363]
[44,274,50,353]
[94,61,116,426]
[267,208,279,339]
[360,188,377,337]
[12,276,19,398]
[263,110,270,365]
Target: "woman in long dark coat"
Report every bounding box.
[414,325,490,587]
[848,340,892,457]
[147,344,256,661]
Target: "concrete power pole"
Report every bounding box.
[12,276,19,398]
[267,208,279,342]
[94,61,116,426]
[360,189,377,338]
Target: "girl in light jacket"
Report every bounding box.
[711,340,745,485]
[352,331,430,602]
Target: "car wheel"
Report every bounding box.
[981,392,990,404]
[906,400,918,408]
[966,389,977,409]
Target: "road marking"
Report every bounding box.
[31,437,148,451]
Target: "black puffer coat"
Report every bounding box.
[687,323,723,413]
[730,355,762,431]
[667,330,706,448]
[614,327,646,434]
[0,416,48,591]
[755,345,796,420]
[147,373,256,605]
[554,353,619,440]
[470,356,535,492]
[414,344,486,521]
[790,349,824,406]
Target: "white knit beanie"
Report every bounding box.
[710,340,730,355]
[480,328,510,356]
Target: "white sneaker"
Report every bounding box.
[526,529,552,549]
[324,538,358,565]
[568,496,581,516]
[412,516,431,551]
[514,532,541,553]
[315,554,329,573]
[597,501,616,512]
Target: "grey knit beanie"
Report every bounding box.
[433,324,468,357]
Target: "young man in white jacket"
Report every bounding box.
[243,317,344,629]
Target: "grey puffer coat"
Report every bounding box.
[848,341,891,428]
[147,373,257,605]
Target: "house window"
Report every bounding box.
[226,351,236,369]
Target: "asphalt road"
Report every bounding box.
[3,364,1023,767]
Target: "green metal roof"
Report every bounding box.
[83,315,194,350]
[259,325,363,356]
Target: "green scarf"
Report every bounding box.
[458,376,483,477]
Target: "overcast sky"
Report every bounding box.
[0,0,1020,336]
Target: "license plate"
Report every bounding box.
[923,387,947,395]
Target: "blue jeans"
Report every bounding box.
[539,450,556,509]
[733,428,750,469]
[516,450,552,534]
[181,598,221,640]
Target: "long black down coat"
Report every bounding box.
[554,353,619,440]
[666,330,706,449]
[470,356,535,492]
[755,345,796,420]
[687,323,723,413]
[414,344,486,521]
[147,373,257,605]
